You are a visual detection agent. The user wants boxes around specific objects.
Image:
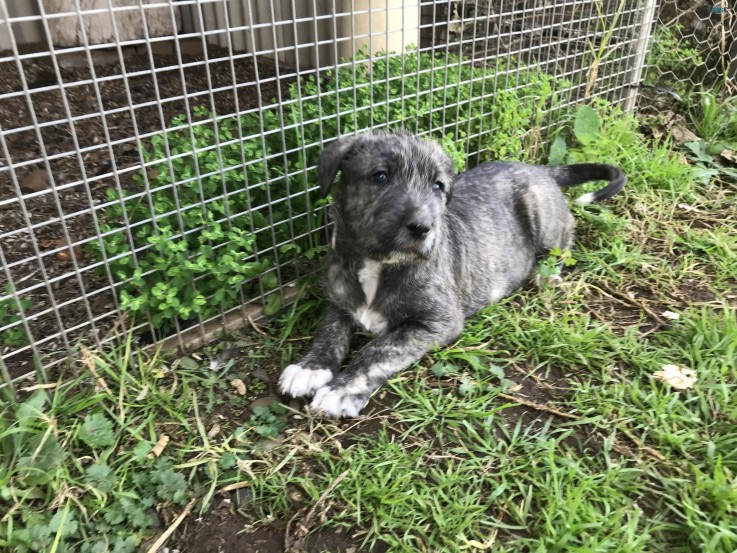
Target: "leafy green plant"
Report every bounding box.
[0,335,249,553]
[538,246,576,280]
[0,389,185,553]
[551,101,696,198]
[286,47,564,165]
[90,106,302,335]
[0,285,31,348]
[644,25,704,95]
[243,401,287,439]
[689,91,737,148]
[583,0,626,98]
[92,49,567,336]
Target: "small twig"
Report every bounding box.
[285,469,350,552]
[219,481,252,494]
[15,269,39,284]
[247,315,269,337]
[303,470,349,527]
[145,497,197,553]
[498,393,676,467]
[147,434,170,459]
[80,344,110,393]
[616,427,670,465]
[499,393,581,420]
[20,382,58,392]
[591,283,669,327]
[284,507,308,553]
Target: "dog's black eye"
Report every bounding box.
[373,171,389,184]
[432,181,445,193]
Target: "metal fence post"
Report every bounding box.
[624,0,659,112]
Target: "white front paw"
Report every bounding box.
[279,364,334,398]
[311,386,367,418]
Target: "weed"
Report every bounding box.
[584,0,627,98]
[689,91,737,148]
[538,246,576,280]
[242,401,287,439]
[0,285,31,348]
[0,331,259,553]
[552,102,696,198]
[644,26,704,96]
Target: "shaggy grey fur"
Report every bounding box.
[278,132,625,417]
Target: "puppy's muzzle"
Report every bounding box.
[404,207,433,239]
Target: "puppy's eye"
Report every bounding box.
[432,181,445,193]
[373,171,389,184]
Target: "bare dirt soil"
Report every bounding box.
[177,503,390,553]
[0,45,288,379]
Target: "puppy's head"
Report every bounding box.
[318,131,455,263]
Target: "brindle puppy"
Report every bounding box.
[279,131,625,417]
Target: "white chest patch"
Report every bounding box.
[354,306,388,334]
[357,259,382,304]
[353,259,387,334]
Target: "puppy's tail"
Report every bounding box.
[548,163,626,205]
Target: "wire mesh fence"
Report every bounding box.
[648,0,737,95]
[0,0,657,395]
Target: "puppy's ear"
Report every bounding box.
[444,155,456,205]
[317,136,356,198]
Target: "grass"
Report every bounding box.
[2,101,737,552]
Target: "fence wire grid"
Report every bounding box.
[0,0,660,395]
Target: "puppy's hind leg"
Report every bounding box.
[311,319,461,418]
[279,304,353,398]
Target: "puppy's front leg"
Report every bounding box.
[279,304,353,398]
[311,322,456,418]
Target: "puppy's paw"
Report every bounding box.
[311,386,368,418]
[279,364,334,398]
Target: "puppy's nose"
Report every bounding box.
[405,217,432,236]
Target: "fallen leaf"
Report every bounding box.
[662,113,700,146]
[148,434,170,458]
[719,148,737,164]
[207,423,221,438]
[21,169,49,193]
[55,238,83,263]
[677,203,704,213]
[230,378,247,396]
[668,124,700,146]
[135,385,149,401]
[653,364,697,390]
[177,356,199,370]
[219,481,252,493]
